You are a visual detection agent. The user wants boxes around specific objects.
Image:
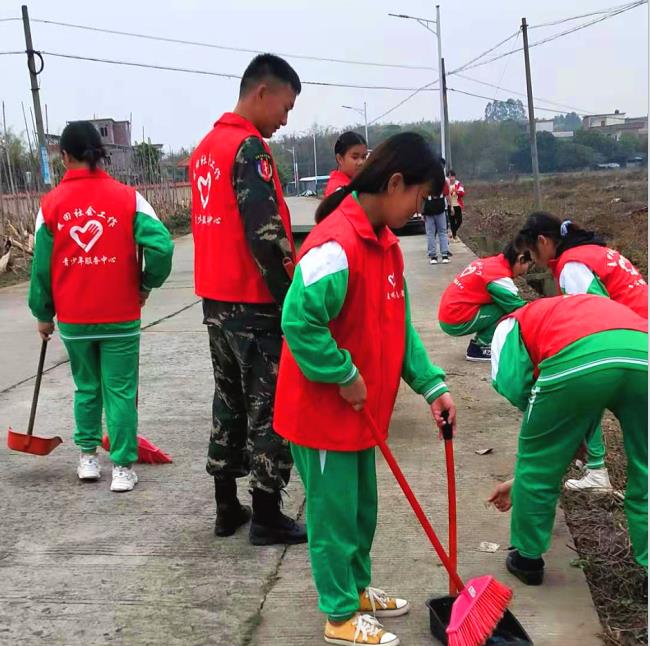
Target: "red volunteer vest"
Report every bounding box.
[274,195,406,451]
[191,113,295,303]
[40,168,140,324]
[324,169,351,197]
[438,254,513,325]
[549,245,647,318]
[510,294,647,373]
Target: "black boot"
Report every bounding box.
[249,489,307,546]
[506,550,545,586]
[214,478,251,537]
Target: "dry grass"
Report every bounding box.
[462,169,648,276]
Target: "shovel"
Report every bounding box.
[7,339,63,455]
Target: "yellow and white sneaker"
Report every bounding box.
[359,586,410,618]
[325,614,399,646]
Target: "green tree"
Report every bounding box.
[553,112,582,132]
[484,98,526,122]
[133,142,162,182]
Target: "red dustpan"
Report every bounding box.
[7,339,63,455]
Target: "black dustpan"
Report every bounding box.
[426,596,533,645]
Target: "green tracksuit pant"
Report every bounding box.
[439,303,504,346]
[511,365,648,568]
[62,331,140,466]
[291,444,377,621]
[585,422,606,470]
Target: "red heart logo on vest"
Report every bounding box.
[197,173,211,209]
[70,220,104,253]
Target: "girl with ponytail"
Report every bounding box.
[273,133,455,646]
[28,121,174,493]
[517,211,647,493]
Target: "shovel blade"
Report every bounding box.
[7,427,63,456]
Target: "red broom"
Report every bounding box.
[98,246,172,466]
[101,434,172,464]
[363,409,512,646]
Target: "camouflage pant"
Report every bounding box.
[203,300,292,493]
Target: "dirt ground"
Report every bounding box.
[463,169,648,646]
[462,168,648,276]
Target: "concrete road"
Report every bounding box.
[0,233,602,645]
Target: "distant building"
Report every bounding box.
[582,110,648,141]
[535,119,555,133]
[582,110,627,129]
[85,118,134,181]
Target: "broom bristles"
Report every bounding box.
[447,576,512,646]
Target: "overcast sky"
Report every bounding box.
[1,0,647,151]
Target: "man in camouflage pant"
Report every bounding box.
[192,54,306,545]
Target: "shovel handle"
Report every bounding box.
[27,339,48,437]
[441,411,458,595]
[363,409,465,592]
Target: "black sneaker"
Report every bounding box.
[465,339,491,362]
[506,550,545,586]
[250,489,308,546]
[442,255,450,264]
[215,503,252,537]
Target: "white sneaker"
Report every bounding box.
[430,257,438,265]
[77,452,101,481]
[110,465,138,492]
[565,468,613,492]
[442,256,450,264]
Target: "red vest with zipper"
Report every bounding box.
[191,113,295,303]
[548,245,647,318]
[438,254,514,325]
[509,294,647,373]
[274,195,406,451]
[324,169,351,197]
[40,168,140,324]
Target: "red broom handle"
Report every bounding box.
[442,412,458,595]
[364,409,465,592]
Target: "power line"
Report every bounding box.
[369,82,439,124]
[0,51,23,55]
[455,73,596,114]
[529,1,643,28]
[448,30,520,76]
[491,31,520,102]
[31,18,436,72]
[42,50,439,92]
[451,0,647,75]
[448,87,572,115]
[0,17,20,22]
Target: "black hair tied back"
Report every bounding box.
[60,121,107,171]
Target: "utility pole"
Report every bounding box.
[435,5,446,162]
[312,131,318,186]
[363,102,369,147]
[22,4,51,189]
[388,8,448,161]
[521,17,541,208]
[441,57,451,169]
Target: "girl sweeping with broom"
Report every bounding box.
[274,133,457,646]
[29,121,174,492]
[518,212,647,493]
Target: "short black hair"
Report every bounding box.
[448,169,456,176]
[334,131,366,157]
[239,53,301,97]
[503,238,531,267]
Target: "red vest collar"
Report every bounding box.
[61,168,110,183]
[215,112,262,137]
[340,194,399,249]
